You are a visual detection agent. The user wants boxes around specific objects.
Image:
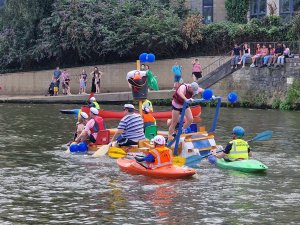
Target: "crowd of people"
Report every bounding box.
[231,42,292,69]
[47,66,104,96]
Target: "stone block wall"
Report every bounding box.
[211,58,300,104]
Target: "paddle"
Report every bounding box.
[92,144,110,157]
[108,147,186,167]
[185,131,273,167]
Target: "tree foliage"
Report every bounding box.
[225,0,249,24]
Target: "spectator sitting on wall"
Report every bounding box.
[250,44,262,67]
[269,43,283,67]
[238,43,251,68]
[260,44,275,67]
[230,43,241,69]
[277,44,291,67]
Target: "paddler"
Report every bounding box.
[67,112,89,146]
[135,135,173,169]
[75,107,105,143]
[89,96,100,110]
[142,99,156,129]
[110,104,145,147]
[212,126,252,161]
[168,82,203,140]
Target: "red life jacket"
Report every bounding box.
[90,116,105,135]
[172,84,193,105]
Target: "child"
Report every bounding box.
[53,79,59,96]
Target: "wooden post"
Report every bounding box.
[136,60,143,115]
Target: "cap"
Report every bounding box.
[90,97,96,102]
[80,112,88,119]
[190,82,200,95]
[124,104,135,109]
[90,107,99,115]
[144,107,150,113]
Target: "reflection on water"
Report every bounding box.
[0,104,299,224]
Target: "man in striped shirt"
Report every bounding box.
[111,104,145,146]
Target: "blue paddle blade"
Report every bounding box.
[250,131,273,142]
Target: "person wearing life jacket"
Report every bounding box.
[213,126,251,161]
[168,82,203,140]
[75,107,105,143]
[142,99,154,112]
[142,105,156,129]
[89,96,100,110]
[135,135,173,169]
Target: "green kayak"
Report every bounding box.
[208,155,268,173]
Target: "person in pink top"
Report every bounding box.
[192,58,202,81]
[168,82,203,140]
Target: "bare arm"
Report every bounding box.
[111,129,124,142]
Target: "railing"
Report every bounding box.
[201,50,232,76]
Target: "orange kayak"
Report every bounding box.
[117,158,196,179]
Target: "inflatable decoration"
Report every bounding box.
[202,88,213,100]
[227,92,238,103]
[70,144,79,153]
[139,53,148,63]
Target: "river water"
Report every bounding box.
[0,104,299,224]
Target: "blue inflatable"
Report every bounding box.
[78,142,88,152]
[202,88,213,100]
[70,144,79,153]
[227,92,238,103]
[139,53,147,63]
[146,53,155,63]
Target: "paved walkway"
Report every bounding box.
[0,90,174,104]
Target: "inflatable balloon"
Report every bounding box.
[139,53,147,63]
[227,92,238,103]
[146,53,155,63]
[78,142,88,152]
[70,143,79,153]
[202,88,213,100]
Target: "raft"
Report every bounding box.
[208,155,268,173]
[60,105,201,119]
[117,158,196,178]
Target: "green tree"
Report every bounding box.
[225,0,249,24]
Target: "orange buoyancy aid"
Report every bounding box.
[143,112,156,123]
[172,84,193,105]
[90,116,105,134]
[149,146,173,169]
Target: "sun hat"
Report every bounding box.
[80,112,89,119]
[90,107,99,115]
[190,82,200,95]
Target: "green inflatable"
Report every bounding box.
[147,70,159,91]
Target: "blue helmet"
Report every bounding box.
[232,126,245,137]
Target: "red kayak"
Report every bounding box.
[98,105,201,119]
[61,105,201,119]
[117,158,196,179]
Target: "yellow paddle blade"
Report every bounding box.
[108,147,127,159]
[92,145,110,157]
[172,156,186,167]
[65,148,71,154]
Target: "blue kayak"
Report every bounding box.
[60,109,80,115]
[208,155,268,173]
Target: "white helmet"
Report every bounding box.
[90,107,99,115]
[80,112,88,119]
[90,97,96,102]
[152,135,166,145]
